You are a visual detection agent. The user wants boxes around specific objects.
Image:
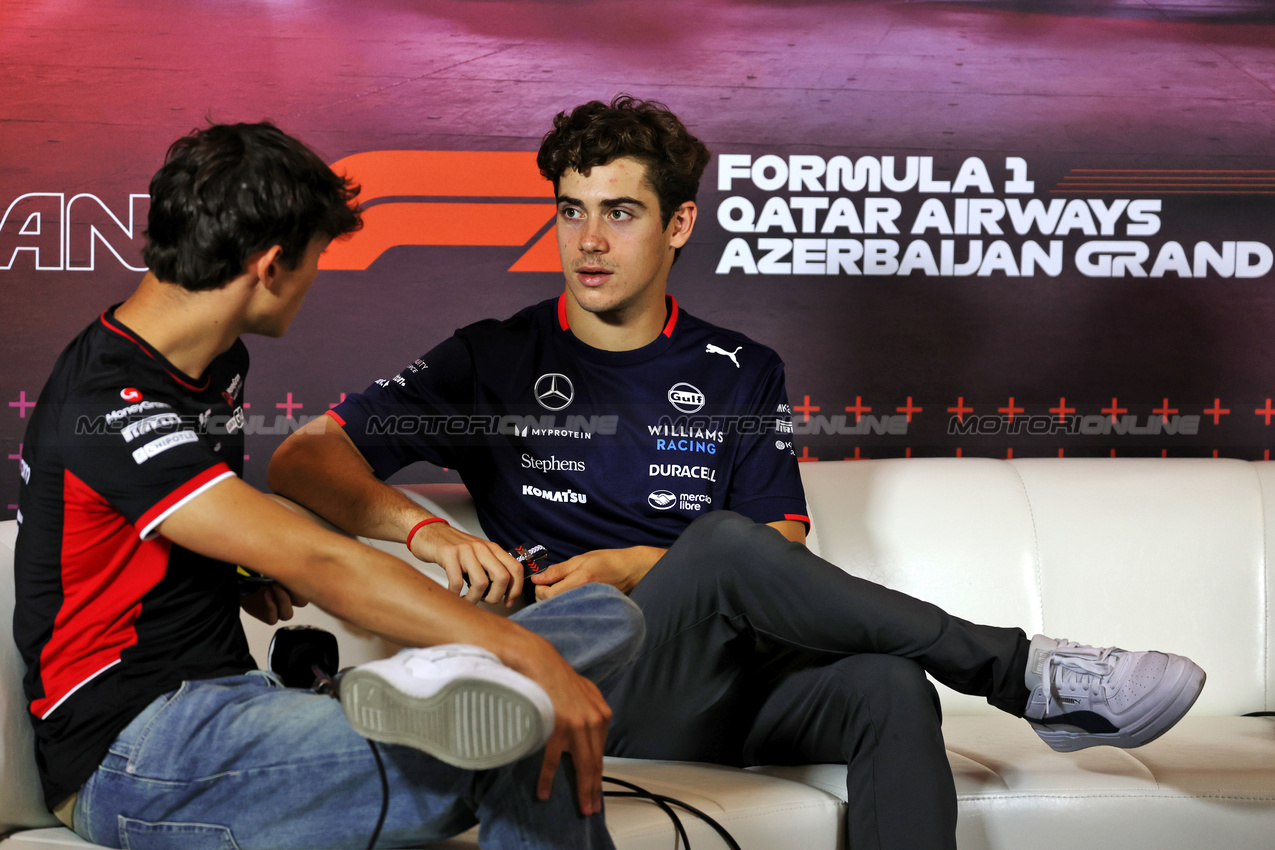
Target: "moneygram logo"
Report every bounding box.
[318,151,561,273]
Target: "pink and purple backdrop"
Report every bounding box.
[3,0,1274,516]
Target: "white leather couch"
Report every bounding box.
[3,458,1274,849]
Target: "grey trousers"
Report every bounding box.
[598,511,1031,850]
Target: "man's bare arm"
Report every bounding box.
[269,414,423,541]
[768,519,807,545]
[269,416,525,604]
[159,475,611,814]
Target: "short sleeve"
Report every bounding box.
[722,360,810,528]
[328,334,476,480]
[60,394,234,540]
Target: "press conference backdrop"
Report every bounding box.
[3,0,1274,518]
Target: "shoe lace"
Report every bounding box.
[1042,642,1116,715]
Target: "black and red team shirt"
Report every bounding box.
[13,307,256,807]
[331,295,809,562]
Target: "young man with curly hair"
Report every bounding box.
[271,98,1205,850]
[15,121,639,850]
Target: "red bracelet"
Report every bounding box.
[406,517,450,549]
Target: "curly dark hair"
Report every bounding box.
[142,122,361,292]
[536,95,711,231]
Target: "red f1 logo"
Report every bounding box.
[319,151,561,273]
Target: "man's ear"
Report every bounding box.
[667,201,698,250]
[247,245,286,292]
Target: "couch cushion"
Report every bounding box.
[428,758,845,850]
[799,458,1272,717]
[755,715,1275,850]
[1,761,844,850]
[0,522,61,833]
[1010,458,1267,717]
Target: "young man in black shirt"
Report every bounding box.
[270,98,1206,850]
[14,122,638,850]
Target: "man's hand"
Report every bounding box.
[239,583,309,625]
[531,546,665,600]
[515,636,613,816]
[409,521,526,606]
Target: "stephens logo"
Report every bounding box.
[648,490,677,510]
[521,453,585,473]
[535,373,575,411]
[120,388,142,402]
[316,151,561,273]
[667,383,705,413]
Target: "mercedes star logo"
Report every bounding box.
[534,373,575,411]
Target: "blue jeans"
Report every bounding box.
[74,584,644,850]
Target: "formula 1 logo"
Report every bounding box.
[318,151,561,273]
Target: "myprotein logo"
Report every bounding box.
[318,151,561,273]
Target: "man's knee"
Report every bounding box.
[573,583,646,662]
[836,654,943,725]
[675,510,770,572]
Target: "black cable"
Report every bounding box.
[365,740,390,850]
[603,777,689,849]
[603,776,743,850]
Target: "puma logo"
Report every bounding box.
[706,344,742,368]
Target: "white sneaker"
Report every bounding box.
[340,644,555,769]
[1024,635,1205,752]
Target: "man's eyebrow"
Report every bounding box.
[556,195,648,211]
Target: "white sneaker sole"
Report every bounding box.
[340,667,548,770]
[1032,658,1206,752]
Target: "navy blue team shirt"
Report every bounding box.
[331,295,809,562]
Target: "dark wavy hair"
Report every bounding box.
[536,95,711,233]
[142,122,361,291]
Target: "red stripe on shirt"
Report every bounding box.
[32,471,171,718]
[557,292,569,330]
[557,293,680,337]
[100,313,210,392]
[325,409,347,427]
[662,296,680,337]
[784,513,811,529]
